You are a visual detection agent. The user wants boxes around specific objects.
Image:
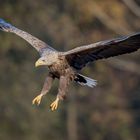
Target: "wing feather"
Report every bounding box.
[0,18,56,55]
[62,33,140,70]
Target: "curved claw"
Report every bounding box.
[32,94,43,106]
[50,98,59,111]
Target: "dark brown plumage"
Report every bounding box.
[0,18,140,111]
[64,33,140,70]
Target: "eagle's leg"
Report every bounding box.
[32,73,54,106]
[50,76,70,111]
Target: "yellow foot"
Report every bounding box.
[32,94,43,106]
[50,98,59,111]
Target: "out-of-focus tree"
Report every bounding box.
[0,0,140,140]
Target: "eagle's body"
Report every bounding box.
[0,18,140,111]
[49,56,71,77]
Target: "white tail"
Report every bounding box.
[74,74,97,88]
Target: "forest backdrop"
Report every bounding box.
[0,0,140,140]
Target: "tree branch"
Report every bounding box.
[91,2,133,35]
[122,0,140,18]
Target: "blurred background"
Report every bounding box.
[0,0,140,140]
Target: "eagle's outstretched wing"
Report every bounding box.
[0,18,56,54]
[63,33,140,70]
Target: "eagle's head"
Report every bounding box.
[35,57,48,67]
[35,52,58,67]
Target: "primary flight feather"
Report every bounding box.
[0,19,140,111]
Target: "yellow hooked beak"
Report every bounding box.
[35,60,45,67]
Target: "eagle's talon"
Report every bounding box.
[32,94,43,106]
[50,98,59,111]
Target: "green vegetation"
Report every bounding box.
[0,0,140,140]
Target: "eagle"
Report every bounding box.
[0,19,140,111]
